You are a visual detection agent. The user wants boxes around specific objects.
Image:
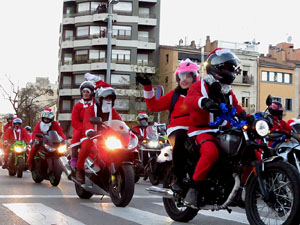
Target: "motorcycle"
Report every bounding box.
[31,131,67,186]
[7,140,28,178]
[134,126,170,184]
[61,119,138,207]
[147,103,300,225]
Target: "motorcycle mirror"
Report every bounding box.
[90,117,102,124]
[36,133,43,138]
[266,94,273,106]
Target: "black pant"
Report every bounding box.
[168,129,188,181]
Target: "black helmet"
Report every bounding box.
[206,48,241,85]
[95,87,116,107]
[268,101,284,120]
[79,81,95,99]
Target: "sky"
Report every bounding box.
[1,0,300,114]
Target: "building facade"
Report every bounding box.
[58,0,160,137]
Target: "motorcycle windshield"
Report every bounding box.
[146,126,159,141]
[46,130,63,146]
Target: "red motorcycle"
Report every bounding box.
[62,119,138,207]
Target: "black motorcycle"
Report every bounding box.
[31,131,67,186]
[147,104,300,225]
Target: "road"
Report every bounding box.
[0,169,250,225]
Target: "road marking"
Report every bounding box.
[3,203,85,225]
[82,202,188,225]
[0,194,161,199]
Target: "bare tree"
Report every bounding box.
[0,76,56,127]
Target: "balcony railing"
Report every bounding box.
[138,37,155,42]
[111,58,131,64]
[138,13,156,19]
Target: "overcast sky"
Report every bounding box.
[1,0,300,114]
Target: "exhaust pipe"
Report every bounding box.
[59,156,72,179]
[146,186,174,198]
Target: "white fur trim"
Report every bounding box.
[198,97,205,109]
[167,126,189,137]
[144,89,154,99]
[69,142,81,148]
[80,137,88,143]
[85,129,94,136]
[188,129,219,137]
[229,95,233,104]
[201,79,208,97]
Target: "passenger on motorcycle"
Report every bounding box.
[131,112,149,140]
[184,49,244,207]
[27,108,66,169]
[4,113,14,132]
[136,58,199,192]
[69,80,95,169]
[76,81,122,183]
[2,118,31,169]
[24,126,32,138]
[268,101,292,134]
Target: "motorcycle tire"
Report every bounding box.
[49,159,62,186]
[134,175,140,183]
[109,164,135,207]
[8,169,16,177]
[162,170,198,222]
[245,160,300,225]
[17,158,24,178]
[75,183,94,199]
[31,170,43,183]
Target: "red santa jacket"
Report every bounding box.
[272,117,292,134]
[143,84,190,136]
[32,121,66,141]
[83,104,122,137]
[4,122,13,132]
[185,79,244,137]
[131,126,147,139]
[3,127,31,144]
[70,99,94,146]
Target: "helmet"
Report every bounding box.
[42,108,54,123]
[80,81,95,96]
[12,118,22,125]
[95,87,116,107]
[25,126,32,132]
[7,113,14,121]
[136,112,149,127]
[175,58,200,83]
[206,48,241,85]
[268,101,284,120]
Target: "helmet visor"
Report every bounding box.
[218,63,241,74]
[178,71,197,80]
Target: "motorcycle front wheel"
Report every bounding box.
[109,164,134,207]
[245,160,300,225]
[49,159,62,186]
[162,170,198,222]
[17,157,24,178]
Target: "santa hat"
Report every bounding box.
[95,80,113,90]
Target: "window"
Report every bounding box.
[242,97,249,108]
[273,97,282,103]
[75,50,88,64]
[137,54,149,66]
[262,71,268,81]
[166,54,169,64]
[89,50,100,62]
[285,98,293,111]
[111,74,130,85]
[112,26,131,39]
[74,75,85,86]
[269,72,275,82]
[135,101,147,111]
[90,26,100,38]
[114,99,130,111]
[62,76,72,88]
[91,2,100,12]
[77,2,90,13]
[138,31,149,42]
[62,100,72,111]
[113,2,132,14]
[276,72,283,82]
[64,30,73,41]
[242,71,250,84]
[76,26,89,38]
[112,50,130,64]
[284,73,292,84]
[139,7,150,17]
[63,53,72,65]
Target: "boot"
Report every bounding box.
[76,168,85,184]
[171,177,184,193]
[184,188,199,208]
[2,161,8,169]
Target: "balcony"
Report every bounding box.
[232,75,254,86]
[61,35,117,49]
[138,0,157,2]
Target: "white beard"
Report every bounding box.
[204,75,232,94]
[40,121,52,134]
[102,100,112,113]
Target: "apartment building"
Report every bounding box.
[58,0,160,137]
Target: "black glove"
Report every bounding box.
[87,130,97,139]
[201,98,221,113]
[136,75,152,86]
[32,139,40,147]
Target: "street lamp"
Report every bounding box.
[106,0,119,84]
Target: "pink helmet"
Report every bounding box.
[175,58,200,82]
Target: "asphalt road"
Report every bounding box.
[0,169,251,225]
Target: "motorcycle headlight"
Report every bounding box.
[147,140,159,148]
[0,149,3,156]
[105,136,123,150]
[255,120,269,137]
[58,144,67,154]
[44,144,56,152]
[14,146,26,153]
